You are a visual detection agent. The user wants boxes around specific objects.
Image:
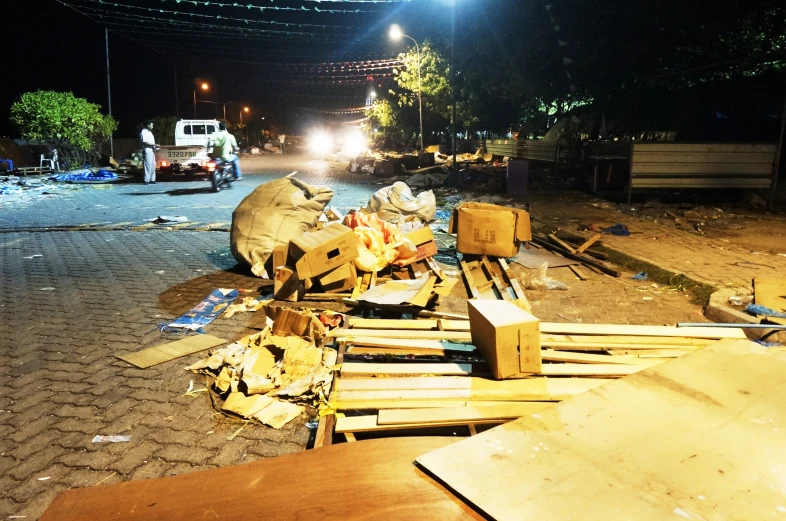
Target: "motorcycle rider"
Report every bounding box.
[210,121,243,180]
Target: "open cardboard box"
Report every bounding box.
[449,202,531,258]
[290,223,359,279]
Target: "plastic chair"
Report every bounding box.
[40,149,58,171]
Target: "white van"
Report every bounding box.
[155,119,220,174]
[174,119,220,147]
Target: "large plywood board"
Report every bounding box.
[417,340,786,521]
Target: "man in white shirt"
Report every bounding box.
[139,120,158,184]
[211,121,242,180]
[278,133,286,155]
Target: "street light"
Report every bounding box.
[194,82,209,118]
[389,24,424,152]
[240,106,250,125]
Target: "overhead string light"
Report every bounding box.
[297,106,368,114]
[73,0,361,29]
[156,0,382,14]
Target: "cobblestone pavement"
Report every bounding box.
[0,156,721,518]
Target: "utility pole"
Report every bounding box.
[451,3,457,174]
[105,28,114,158]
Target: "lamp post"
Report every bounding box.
[451,5,457,174]
[389,24,424,152]
[240,106,249,125]
[194,82,209,118]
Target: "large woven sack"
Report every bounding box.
[231,178,333,277]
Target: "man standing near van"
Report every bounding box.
[278,133,286,154]
[140,120,158,184]
[211,122,242,180]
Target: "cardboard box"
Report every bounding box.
[397,227,439,266]
[449,202,531,258]
[317,262,357,293]
[467,300,541,379]
[290,223,359,279]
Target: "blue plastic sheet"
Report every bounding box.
[632,271,648,280]
[162,288,239,333]
[51,169,118,183]
[746,304,786,319]
[602,223,630,236]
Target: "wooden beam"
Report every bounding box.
[575,233,602,254]
[548,233,576,253]
[378,403,552,426]
[347,337,476,353]
[540,323,745,339]
[541,350,664,366]
[332,329,472,341]
[531,235,620,277]
[335,414,505,434]
[337,376,606,394]
[341,362,483,376]
[336,399,534,410]
[481,256,510,300]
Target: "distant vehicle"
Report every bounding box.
[155,119,220,176]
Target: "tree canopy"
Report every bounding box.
[10,90,117,168]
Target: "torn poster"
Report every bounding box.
[163,288,239,333]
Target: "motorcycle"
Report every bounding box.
[206,158,235,192]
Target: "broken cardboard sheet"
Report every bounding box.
[118,334,226,368]
[223,297,271,319]
[265,305,327,343]
[510,245,578,269]
[186,329,336,428]
[416,339,786,521]
[163,288,239,333]
[358,276,437,308]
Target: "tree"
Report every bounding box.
[10,91,117,169]
[147,115,178,146]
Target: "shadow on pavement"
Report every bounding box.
[165,187,217,196]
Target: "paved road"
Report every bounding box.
[0,153,710,519]
[0,155,381,230]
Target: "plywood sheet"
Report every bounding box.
[511,246,578,269]
[41,438,483,521]
[417,340,786,521]
[117,334,226,368]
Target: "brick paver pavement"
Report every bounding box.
[0,157,727,518]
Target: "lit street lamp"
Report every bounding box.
[240,106,250,125]
[194,82,209,118]
[389,24,424,152]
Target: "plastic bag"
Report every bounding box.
[524,262,568,291]
[367,181,436,223]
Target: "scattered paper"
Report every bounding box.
[39,287,55,291]
[37,477,51,481]
[23,254,43,259]
[163,288,239,333]
[92,435,131,443]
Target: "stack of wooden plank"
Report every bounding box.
[317,318,746,443]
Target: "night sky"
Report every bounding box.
[4,0,783,139]
[4,0,519,137]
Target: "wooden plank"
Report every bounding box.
[341,362,481,376]
[542,334,712,346]
[337,376,606,395]
[347,318,470,331]
[40,438,484,521]
[541,350,665,366]
[575,234,602,254]
[460,259,481,299]
[338,399,531,410]
[346,345,455,356]
[607,349,691,358]
[537,363,649,376]
[313,339,346,449]
[347,337,476,353]
[349,318,439,330]
[336,378,613,402]
[416,339,786,521]
[481,256,510,300]
[335,414,505,433]
[117,335,226,368]
[530,236,621,277]
[568,265,589,280]
[378,403,551,426]
[547,234,576,253]
[332,329,472,341]
[540,322,745,339]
